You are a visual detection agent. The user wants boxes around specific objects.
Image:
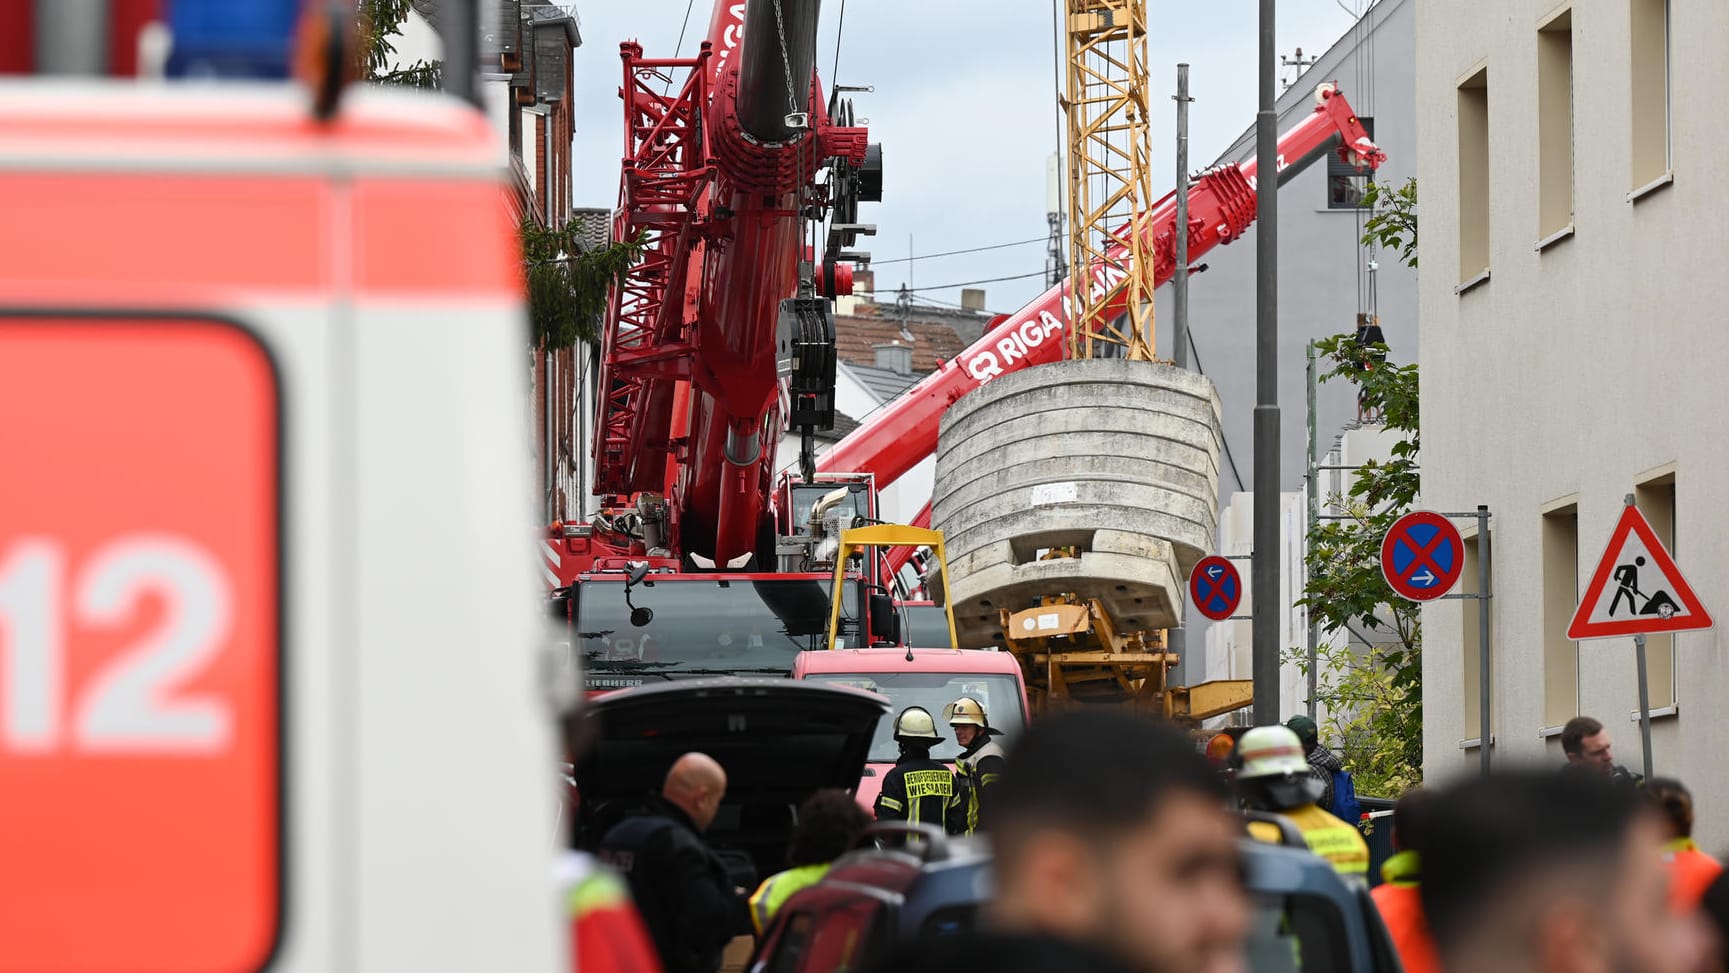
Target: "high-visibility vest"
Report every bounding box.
[557,852,664,973]
[1370,851,1440,973]
[1665,838,1724,912]
[747,863,830,936]
[1246,803,1370,878]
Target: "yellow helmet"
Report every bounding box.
[893,706,942,742]
[943,696,989,728]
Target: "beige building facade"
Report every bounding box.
[1417,0,1729,843]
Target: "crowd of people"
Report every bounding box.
[563,704,1729,973]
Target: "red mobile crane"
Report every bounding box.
[817,84,1385,557]
[549,1,901,691]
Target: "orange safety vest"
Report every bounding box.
[1665,838,1723,913]
[1370,851,1441,973]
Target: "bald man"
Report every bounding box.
[600,754,750,973]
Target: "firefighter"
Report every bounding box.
[944,696,1007,836]
[875,706,956,827]
[1236,725,1369,881]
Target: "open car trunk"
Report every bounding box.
[571,678,890,887]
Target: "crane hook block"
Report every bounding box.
[777,296,838,438]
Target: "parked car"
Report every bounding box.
[749,818,1403,973]
[567,677,891,889]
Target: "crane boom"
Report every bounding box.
[818,84,1382,493]
[595,0,869,567]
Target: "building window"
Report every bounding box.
[1457,68,1491,285]
[1326,116,1375,209]
[1462,532,1486,741]
[1542,502,1580,730]
[1630,0,1671,189]
[1636,472,1678,710]
[1537,10,1574,240]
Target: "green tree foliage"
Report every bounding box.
[1290,333,1421,797]
[355,0,643,349]
[522,216,644,349]
[356,0,441,88]
[1359,177,1418,270]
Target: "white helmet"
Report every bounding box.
[894,706,942,742]
[1234,725,1312,781]
[942,696,989,728]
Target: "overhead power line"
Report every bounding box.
[870,237,1047,266]
[901,270,1049,292]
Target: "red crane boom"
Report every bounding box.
[595,1,868,568]
[818,85,1383,502]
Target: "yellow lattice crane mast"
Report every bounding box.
[1063,0,1159,361]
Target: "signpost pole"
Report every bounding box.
[1634,632,1654,779]
[1626,491,1654,778]
[1477,504,1493,775]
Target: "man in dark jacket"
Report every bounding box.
[874,706,954,828]
[874,710,1250,973]
[600,753,749,973]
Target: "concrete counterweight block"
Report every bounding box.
[933,359,1224,648]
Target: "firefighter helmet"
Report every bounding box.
[893,706,942,742]
[943,696,989,728]
[1235,725,1313,781]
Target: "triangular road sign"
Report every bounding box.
[1569,504,1713,640]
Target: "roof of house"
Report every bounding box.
[842,360,922,404]
[816,411,862,443]
[834,306,970,374]
[570,206,612,249]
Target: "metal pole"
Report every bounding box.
[1251,0,1282,725]
[443,0,481,107]
[1305,343,1318,719]
[1477,504,1493,775]
[1635,633,1654,779]
[34,0,109,75]
[1627,493,1654,778]
[1173,63,1192,370]
[1166,65,1194,689]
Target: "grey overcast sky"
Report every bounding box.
[571,1,1369,315]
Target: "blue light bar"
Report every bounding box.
[164,0,302,80]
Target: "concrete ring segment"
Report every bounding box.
[933,359,1223,648]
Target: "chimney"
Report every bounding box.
[854,268,875,300]
[961,288,986,311]
[874,340,913,376]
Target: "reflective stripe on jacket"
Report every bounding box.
[876,757,955,827]
[947,738,1006,836]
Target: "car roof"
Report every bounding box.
[796,648,1024,675]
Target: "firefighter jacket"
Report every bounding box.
[1369,851,1440,973]
[947,736,1006,836]
[1245,803,1369,879]
[599,798,750,973]
[875,749,955,828]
